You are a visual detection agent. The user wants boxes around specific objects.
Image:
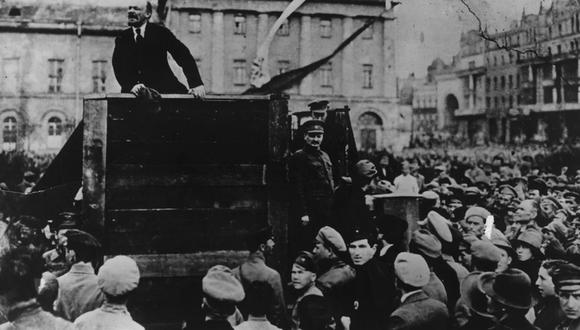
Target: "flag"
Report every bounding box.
[244,10,391,95]
[250,0,307,88]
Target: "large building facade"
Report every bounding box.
[417,0,580,145]
[0,0,401,154]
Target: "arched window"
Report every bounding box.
[2,116,17,151]
[358,112,383,151]
[47,116,64,149]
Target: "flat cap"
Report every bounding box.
[422,190,439,200]
[316,226,346,252]
[308,100,329,111]
[294,251,317,273]
[470,240,502,263]
[394,252,430,287]
[513,228,543,251]
[98,256,140,296]
[411,229,442,258]
[202,265,245,303]
[540,196,563,210]
[464,206,491,222]
[301,119,325,133]
[498,185,518,198]
[427,211,452,243]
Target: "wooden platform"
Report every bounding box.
[82,94,289,328]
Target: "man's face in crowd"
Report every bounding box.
[261,237,275,256]
[540,201,556,218]
[312,241,332,261]
[496,248,512,273]
[447,199,463,212]
[513,200,536,224]
[465,216,485,237]
[558,287,580,320]
[536,266,556,298]
[290,264,316,290]
[498,193,513,207]
[348,239,376,266]
[526,189,540,199]
[515,244,533,262]
[127,1,151,27]
[304,132,323,148]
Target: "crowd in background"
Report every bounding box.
[5,138,580,329]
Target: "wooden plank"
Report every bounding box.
[106,164,267,188]
[266,98,291,275]
[85,93,279,101]
[106,141,268,164]
[105,185,266,210]
[105,209,267,254]
[110,251,249,278]
[82,98,108,240]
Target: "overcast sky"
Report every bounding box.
[395,0,549,78]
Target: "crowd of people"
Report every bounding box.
[5,117,580,329]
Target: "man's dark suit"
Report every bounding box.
[112,23,203,93]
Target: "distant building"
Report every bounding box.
[421,0,580,144]
[0,0,401,154]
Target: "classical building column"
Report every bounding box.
[383,19,396,98]
[211,11,225,93]
[299,15,312,95]
[342,16,354,97]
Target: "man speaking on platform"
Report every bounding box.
[113,0,206,98]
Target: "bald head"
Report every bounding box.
[126,0,152,27]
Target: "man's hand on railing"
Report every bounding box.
[188,85,206,99]
[130,83,146,96]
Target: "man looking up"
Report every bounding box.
[113,0,205,97]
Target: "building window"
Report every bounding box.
[486,97,490,109]
[509,95,513,108]
[362,23,373,39]
[557,45,562,54]
[2,57,20,94]
[2,116,17,151]
[559,23,562,35]
[189,14,202,33]
[320,62,332,87]
[494,56,497,66]
[47,116,63,149]
[91,60,107,93]
[320,19,332,38]
[277,20,289,36]
[493,77,498,90]
[485,78,490,92]
[500,76,506,90]
[48,58,64,93]
[362,64,373,89]
[358,112,382,151]
[8,7,21,17]
[277,60,289,75]
[234,14,246,35]
[508,75,513,89]
[494,97,498,109]
[233,59,247,86]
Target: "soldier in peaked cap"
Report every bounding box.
[308,100,330,121]
[552,262,580,330]
[289,119,334,255]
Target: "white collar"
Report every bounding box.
[400,289,423,303]
[132,21,147,40]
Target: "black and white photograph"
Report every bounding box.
[1,0,580,329]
